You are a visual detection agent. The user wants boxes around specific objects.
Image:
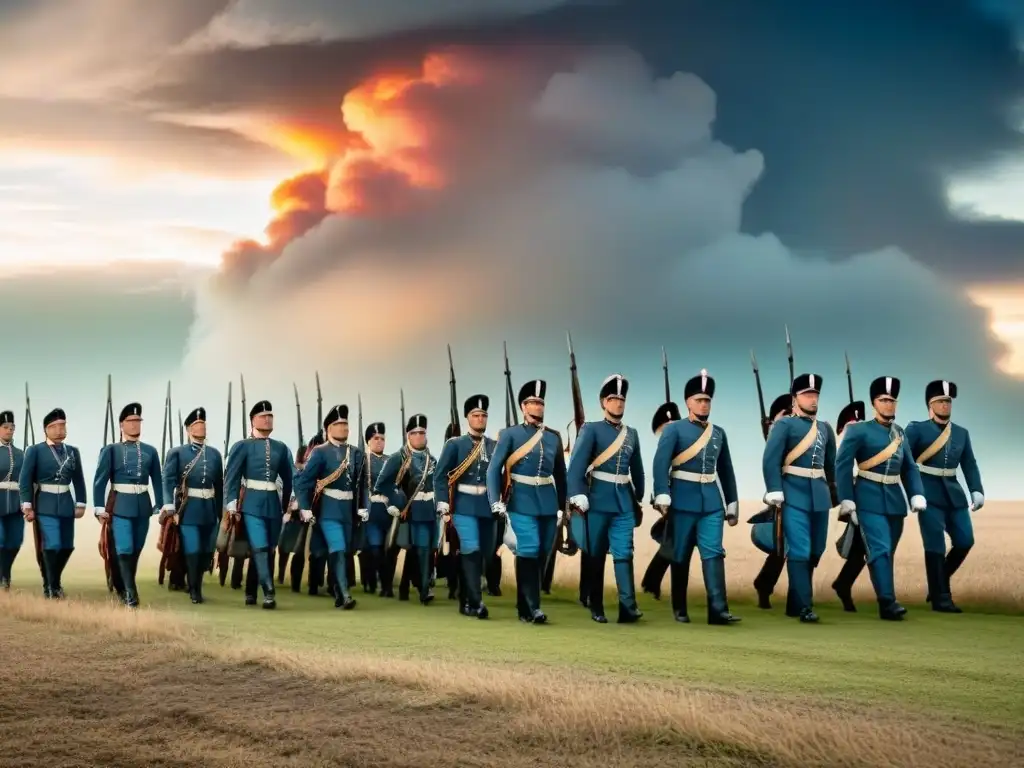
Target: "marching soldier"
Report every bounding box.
[639,402,681,602]
[93,403,164,607]
[361,422,394,597]
[830,400,867,611]
[224,399,294,609]
[486,380,568,624]
[751,393,793,609]
[0,410,25,590]
[435,395,497,619]
[651,370,741,625]
[294,404,367,610]
[904,380,984,613]
[566,375,645,624]
[19,408,88,598]
[835,377,926,620]
[374,413,438,605]
[160,407,224,604]
[761,374,837,623]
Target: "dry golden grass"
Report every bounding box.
[3,590,1022,767]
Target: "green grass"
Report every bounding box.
[33,562,1024,732]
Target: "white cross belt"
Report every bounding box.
[856,470,900,485]
[370,494,388,504]
[113,483,148,494]
[323,489,354,500]
[510,474,554,486]
[0,481,18,491]
[917,465,956,477]
[671,471,717,483]
[590,471,631,484]
[38,483,70,494]
[412,491,435,501]
[242,479,278,492]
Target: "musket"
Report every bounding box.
[240,374,247,438]
[99,374,119,593]
[161,381,171,463]
[293,383,306,461]
[400,388,406,434]
[224,381,232,457]
[103,374,115,443]
[447,344,461,439]
[315,371,323,433]
[503,341,516,429]
[661,346,671,402]
[845,351,855,405]
[177,409,184,446]
[750,350,770,441]
[386,388,408,550]
[22,382,35,450]
[785,325,795,385]
[566,331,585,454]
[357,394,365,452]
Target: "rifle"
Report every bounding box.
[447,344,461,439]
[156,379,180,586]
[224,381,232,458]
[216,380,233,580]
[160,381,171,464]
[357,394,365,451]
[400,388,406,435]
[293,383,306,462]
[845,351,855,405]
[750,350,770,441]
[661,346,670,403]
[177,409,184,446]
[240,374,248,438]
[98,374,121,594]
[440,345,462,559]
[503,341,516,429]
[785,325,795,386]
[219,374,246,563]
[555,332,587,556]
[315,371,323,434]
[24,382,45,587]
[386,389,407,549]
[22,382,35,450]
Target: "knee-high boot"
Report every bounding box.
[375,547,393,597]
[529,556,547,623]
[250,548,275,608]
[640,551,671,600]
[49,549,67,599]
[588,552,607,623]
[614,557,643,624]
[276,551,289,584]
[925,551,961,613]
[670,560,690,622]
[362,549,378,594]
[231,556,246,590]
[753,553,786,609]
[0,548,10,589]
[928,546,972,603]
[866,554,902,620]
[486,550,503,596]
[186,553,204,604]
[577,550,590,606]
[417,546,434,604]
[117,553,138,607]
[332,550,355,609]
[289,550,304,593]
[703,557,740,625]
[399,548,416,600]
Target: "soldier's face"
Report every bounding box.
[189,421,207,441]
[795,391,818,415]
[522,399,545,422]
[252,413,273,433]
[602,395,625,419]
[122,415,142,439]
[0,423,13,442]
[368,434,385,453]
[874,396,897,420]
[45,421,67,442]
[687,395,711,421]
[467,411,487,431]
[408,430,426,450]
[328,422,349,441]
[930,397,952,421]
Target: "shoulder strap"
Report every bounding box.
[671,424,714,467]
[914,423,951,464]
[858,432,902,471]
[448,439,483,487]
[314,445,350,501]
[586,426,628,474]
[504,428,544,476]
[783,419,818,468]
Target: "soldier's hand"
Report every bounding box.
[725,501,739,527]
[764,491,784,508]
[299,509,312,523]
[653,493,672,514]
[387,505,401,518]
[22,504,34,522]
[568,494,589,514]
[357,508,369,522]
[491,501,506,517]
[95,507,109,520]
[970,492,984,511]
[909,494,927,513]
[436,502,450,518]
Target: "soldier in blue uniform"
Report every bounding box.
[159,407,223,604]
[295,404,367,610]
[751,393,794,609]
[640,402,681,602]
[224,399,294,609]
[487,380,568,624]
[361,422,394,597]
[652,370,740,625]
[93,403,164,607]
[830,400,867,611]
[374,413,438,605]
[0,410,25,590]
[566,375,645,624]
[19,408,88,598]
[904,380,984,613]
[761,374,837,623]
[835,376,926,620]
[435,394,497,619]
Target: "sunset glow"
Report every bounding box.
[969,285,1024,376]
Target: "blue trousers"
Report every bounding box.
[570,508,635,560]
[918,505,974,554]
[0,514,25,550]
[244,514,282,551]
[180,524,216,555]
[38,515,74,550]
[508,513,557,559]
[859,511,905,607]
[318,518,352,554]
[452,514,494,555]
[408,519,438,549]
[112,515,150,555]
[782,506,828,562]
[668,509,724,563]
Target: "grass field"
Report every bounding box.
[3,503,1023,767]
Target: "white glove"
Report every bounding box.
[289,497,298,511]
[387,505,401,518]
[970,492,984,511]
[161,503,174,513]
[764,491,784,507]
[839,500,858,526]
[226,500,237,513]
[436,502,450,517]
[491,501,506,516]
[568,494,589,513]
[557,508,564,523]
[21,502,32,511]
[158,507,173,522]
[653,493,672,511]
[300,509,312,523]
[725,501,738,526]
[94,506,109,520]
[909,495,927,513]
[357,508,369,521]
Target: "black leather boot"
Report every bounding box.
[118,554,138,607]
[615,557,643,624]
[925,551,960,613]
[754,553,785,609]
[333,551,356,609]
[703,557,740,625]
[588,551,607,623]
[641,551,670,600]
[417,546,434,604]
[461,550,488,618]
[670,561,690,622]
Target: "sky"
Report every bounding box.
[2,0,1023,500]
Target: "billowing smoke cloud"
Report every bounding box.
[175,45,1024,497]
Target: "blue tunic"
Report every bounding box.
[434,434,496,518]
[566,420,645,515]
[0,440,25,551]
[761,416,836,514]
[364,451,391,547]
[92,441,164,517]
[294,441,365,555]
[161,441,224,555]
[375,446,438,549]
[225,437,293,551]
[835,421,924,517]
[19,441,87,551]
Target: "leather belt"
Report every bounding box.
[670,471,717,483]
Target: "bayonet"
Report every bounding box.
[23,382,35,450]
[161,380,171,463]
[293,382,306,461]
[751,349,769,441]
[240,374,247,438]
[103,374,115,447]
[503,341,516,429]
[357,394,365,451]
[845,351,855,405]
[400,388,406,433]
[177,409,184,446]
[785,325,794,385]
[315,371,323,434]
[447,344,461,439]
[661,346,671,402]
[224,381,232,457]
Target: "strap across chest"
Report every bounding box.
[783,419,818,468]
[586,426,627,475]
[505,429,544,475]
[672,424,713,467]
[914,423,951,464]
[858,432,902,472]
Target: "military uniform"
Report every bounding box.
[566,375,645,624]
[93,402,164,607]
[487,380,568,624]
[761,374,837,622]
[294,404,367,609]
[19,408,88,597]
[435,395,498,619]
[904,379,983,613]
[835,377,926,620]
[160,407,224,604]
[829,400,867,611]
[360,422,394,597]
[374,414,439,605]
[0,410,25,589]
[652,371,740,625]
[224,399,294,609]
[639,402,682,604]
[750,393,793,609]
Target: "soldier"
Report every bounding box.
[361,422,394,597]
[486,380,568,624]
[159,407,224,605]
[93,403,164,608]
[651,370,741,625]
[19,408,88,598]
[751,393,794,609]
[0,410,25,590]
[566,375,645,624]
[761,374,837,623]
[835,376,926,621]
[435,395,497,619]
[830,400,867,611]
[639,402,681,602]
[295,404,367,610]
[904,380,984,613]
[224,399,294,609]
[374,413,438,605]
